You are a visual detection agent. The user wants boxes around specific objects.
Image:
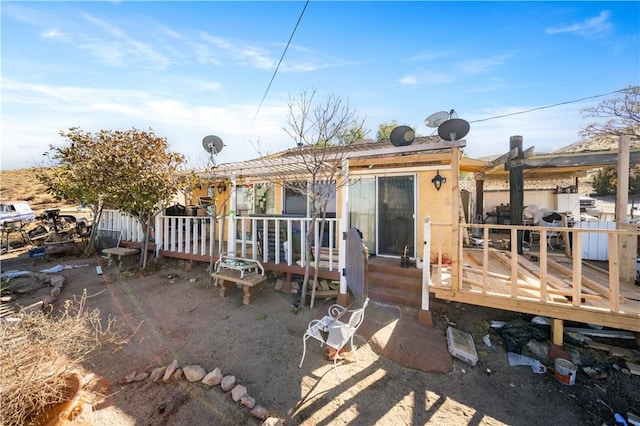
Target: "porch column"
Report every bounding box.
[418,215,432,326]
[617,135,636,283]
[337,158,349,306]
[226,172,237,255]
[154,214,162,258]
[451,147,461,293]
[508,136,524,254]
[475,178,484,221]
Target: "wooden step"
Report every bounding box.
[368,286,422,308]
[368,262,423,279]
[368,271,422,293]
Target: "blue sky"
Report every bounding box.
[1,1,639,170]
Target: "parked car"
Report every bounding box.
[0,200,36,226]
[579,196,596,212]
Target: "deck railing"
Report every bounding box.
[100,210,340,270]
[429,221,639,324]
[156,215,218,257]
[233,216,340,271]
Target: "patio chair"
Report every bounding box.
[299,298,369,382]
[530,219,563,249]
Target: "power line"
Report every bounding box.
[469,87,637,124]
[244,0,310,147]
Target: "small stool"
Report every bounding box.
[102,247,140,268]
[211,269,267,305]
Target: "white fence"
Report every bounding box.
[99,210,145,243]
[100,210,340,270]
[234,216,340,271]
[573,221,616,261]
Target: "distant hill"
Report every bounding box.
[0,168,75,214]
[555,134,640,154]
[473,134,639,162]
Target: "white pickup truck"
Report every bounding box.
[0,200,36,226]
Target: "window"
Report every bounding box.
[236,186,252,214]
[253,183,275,214]
[283,181,336,217]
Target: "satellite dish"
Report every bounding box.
[390,126,415,147]
[202,135,224,154]
[437,118,470,141]
[424,111,449,128]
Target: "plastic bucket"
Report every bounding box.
[554,358,576,385]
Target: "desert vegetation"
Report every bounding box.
[0,292,120,425]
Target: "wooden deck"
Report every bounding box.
[429,241,640,334]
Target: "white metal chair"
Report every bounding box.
[529,219,563,249]
[299,298,369,382]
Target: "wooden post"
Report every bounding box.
[475,179,484,222]
[551,318,564,346]
[508,136,524,254]
[616,135,630,224]
[451,148,461,293]
[617,135,635,283]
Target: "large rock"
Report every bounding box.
[163,359,179,382]
[118,371,137,384]
[134,372,149,382]
[183,365,206,382]
[149,366,166,382]
[202,368,223,386]
[220,375,236,391]
[250,405,269,420]
[240,395,255,409]
[231,384,247,402]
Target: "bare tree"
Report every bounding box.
[259,89,367,309]
[580,85,640,139]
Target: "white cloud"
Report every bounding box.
[41,29,70,42]
[0,78,291,170]
[398,75,419,86]
[407,51,453,62]
[546,10,613,38]
[459,53,515,76]
[79,13,173,69]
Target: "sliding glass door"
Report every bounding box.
[377,176,415,256]
[349,178,376,254]
[348,175,415,257]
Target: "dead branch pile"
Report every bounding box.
[0,292,118,425]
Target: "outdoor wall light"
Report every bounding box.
[216,181,227,194]
[432,171,446,191]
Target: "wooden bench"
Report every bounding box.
[102,247,140,268]
[210,268,267,305]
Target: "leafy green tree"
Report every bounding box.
[591,166,617,195]
[38,128,187,267]
[337,125,368,145]
[592,164,640,196]
[376,121,399,141]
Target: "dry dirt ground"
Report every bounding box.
[2,247,639,426]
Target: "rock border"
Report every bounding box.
[118,359,283,425]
